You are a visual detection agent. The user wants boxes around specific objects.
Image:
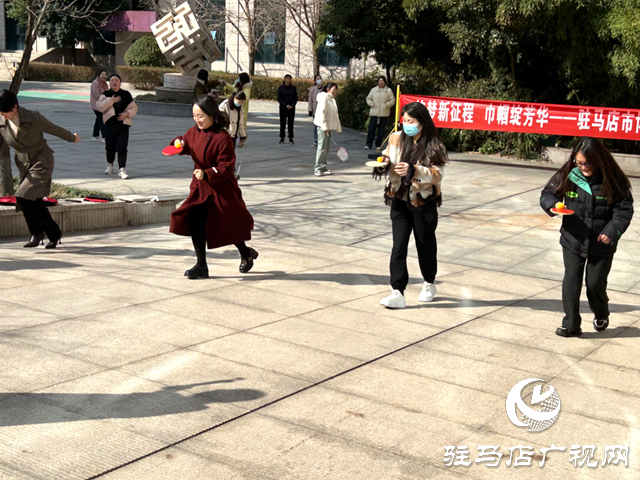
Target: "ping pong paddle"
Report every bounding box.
[162,145,183,156]
[550,207,575,215]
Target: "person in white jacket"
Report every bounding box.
[219,91,247,149]
[313,82,341,176]
[365,76,395,150]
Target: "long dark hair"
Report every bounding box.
[236,72,251,90]
[400,102,447,167]
[228,91,246,111]
[194,95,229,131]
[552,137,631,203]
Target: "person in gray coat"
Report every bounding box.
[0,90,80,249]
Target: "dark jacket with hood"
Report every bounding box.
[540,167,634,258]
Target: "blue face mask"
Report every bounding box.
[234,101,241,108]
[403,123,422,137]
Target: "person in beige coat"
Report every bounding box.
[0,89,80,249]
[219,91,247,149]
[365,76,395,150]
[313,82,341,176]
[96,74,138,179]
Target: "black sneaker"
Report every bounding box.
[593,318,609,332]
[239,248,259,273]
[279,139,284,144]
[555,326,582,337]
[289,139,294,144]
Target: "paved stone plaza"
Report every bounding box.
[0,82,639,479]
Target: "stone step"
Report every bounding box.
[0,196,184,238]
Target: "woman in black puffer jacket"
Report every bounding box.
[541,137,633,337]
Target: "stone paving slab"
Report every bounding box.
[0,83,638,478]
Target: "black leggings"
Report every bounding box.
[93,110,105,138]
[16,197,61,240]
[105,121,129,169]
[389,200,438,293]
[187,203,250,266]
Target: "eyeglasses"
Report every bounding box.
[574,160,591,169]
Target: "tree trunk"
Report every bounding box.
[509,48,517,86]
[248,49,256,76]
[9,1,50,94]
[9,27,37,94]
[71,44,78,66]
[312,40,320,77]
[385,65,391,86]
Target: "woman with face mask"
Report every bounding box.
[90,69,109,142]
[218,91,247,149]
[378,102,447,309]
[168,95,257,279]
[96,74,138,179]
[308,74,324,147]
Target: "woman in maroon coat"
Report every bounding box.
[170,96,258,279]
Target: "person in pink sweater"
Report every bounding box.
[90,70,108,142]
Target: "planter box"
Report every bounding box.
[0,196,184,239]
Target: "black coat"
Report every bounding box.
[540,167,634,258]
[277,83,298,110]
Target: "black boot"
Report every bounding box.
[24,233,45,248]
[185,264,209,279]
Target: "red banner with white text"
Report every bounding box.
[399,94,640,141]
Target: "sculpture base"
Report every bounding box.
[155,86,195,104]
[155,72,199,104]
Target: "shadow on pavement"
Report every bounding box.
[0,379,266,427]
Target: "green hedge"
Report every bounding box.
[117,66,176,91]
[124,36,171,68]
[208,71,345,102]
[25,62,97,82]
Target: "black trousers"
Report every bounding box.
[186,203,250,266]
[390,200,438,293]
[366,116,388,148]
[279,108,295,140]
[105,122,129,169]
[562,247,614,331]
[16,197,61,240]
[92,110,105,138]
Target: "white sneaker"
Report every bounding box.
[92,136,101,142]
[380,289,406,309]
[118,168,129,179]
[101,138,106,143]
[418,282,437,302]
[104,164,114,175]
[311,142,317,147]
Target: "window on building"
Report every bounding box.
[318,41,349,68]
[209,0,225,60]
[256,31,284,64]
[255,0,285,64]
